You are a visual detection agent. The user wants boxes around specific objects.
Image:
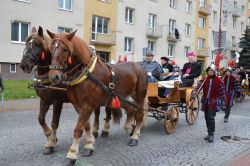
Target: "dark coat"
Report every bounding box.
[162,63,173,72]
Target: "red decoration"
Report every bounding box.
[41,51,45,61]
[111,96,121,109]
[215,53,222,69]
[117,55,123,63]
[170,60,176,65]
[228,60,236,67]
[123,55,127,62]
[68,56,72,64]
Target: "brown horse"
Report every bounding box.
[20,27,113,156]
[47,30,148,165]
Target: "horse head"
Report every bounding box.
[20,26,51,73]
[47,29,79,85]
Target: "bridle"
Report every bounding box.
[23,36,42,63]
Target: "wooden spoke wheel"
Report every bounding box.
[164,106,179,134]
[186,95,200,125]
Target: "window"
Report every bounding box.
[10,64,16,73]
[148,14,156,29]
[198,17,206,28]
[248,1,250,9]
[58,0,72,11]
[16,0,30,3]
[213,11,217,23]
[242,5,245,15]
[198,38,205,49]
[233,1,237,11]
[185,24,191,36]
[241,22,244,31]
[168,44,175,57]
[233,17,236,29]
[170,0,177,8]
[125,7,134,24]
[184,46,191,57]
[200,0,205,7]
[232,36,236,46]
[148,41,155,52]
[92,16,109,40]
[11,21,29,43]
[248,17,250,25]
[124,37,134,53]
[58,27,72,33]
[223,11,227,25]
[169,19,176,33]
[186,1,192,13]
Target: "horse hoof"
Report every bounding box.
[43,147,54,155]
[101,131,109,137]
[64,158,76,166]
[93,132,98,138]
[128,139,138,146]
[82,148,94,157]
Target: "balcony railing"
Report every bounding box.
[196,47,210,57]
[91,30,116,45]
[146,24,163,38]
[198,4,211,16]
[232,8,241,17]
[167,32,179,42]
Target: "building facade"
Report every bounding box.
[116,0,196,68]
[0,0,84,79]
[84,0,117,63]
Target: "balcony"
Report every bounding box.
[198,5,211,16]
[196,47,210,57]
[167,32,180,42]
[232,9,241,17]
[91,30,116,46]
[146,24,163,38]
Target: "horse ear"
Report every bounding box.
[38,26,43,37]
[31,27,37,33]
[66,30,77,41]
[46,29,55,39]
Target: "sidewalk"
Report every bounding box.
[0,98,73,112]
[224,149,250,166]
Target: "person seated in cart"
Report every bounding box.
[141,52,164,83]
[237,65,246,86]
[221,67,240,123]
[192,64,226,143]
[179,52,201,87]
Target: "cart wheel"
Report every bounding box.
[186,95,200,125]
[164,106,179,134]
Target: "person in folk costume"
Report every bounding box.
[222,67,240,123]
[192,64,226,142]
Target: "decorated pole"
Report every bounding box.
[215,0,223,69]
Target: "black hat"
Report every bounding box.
[160,57,169,61]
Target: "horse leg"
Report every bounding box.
[43,101,63,155]
[92,107,100,138]
[82,122,95,157]
[38,99,51,140]
[65,107,92,166]
[101,106,111,137]
[124,106,134,136]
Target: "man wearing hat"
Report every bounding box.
[222,67,240,123]
[141,52,163,83]
[192,64,226,142]
[180,52,201,87]
[160,56,173,72]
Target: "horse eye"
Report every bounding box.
[63,48,67,52]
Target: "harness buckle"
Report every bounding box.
[109,83,115,89]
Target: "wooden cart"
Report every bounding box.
[147,82,200,134]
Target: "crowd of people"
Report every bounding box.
[140,51,248,143]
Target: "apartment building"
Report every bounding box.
[84,0,117,62]
[117,0,196,68]
[0,0,84,80]
[209,0,247,68]
[195,0,210,68]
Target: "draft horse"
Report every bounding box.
[20,27,113,156]
[47,30,148,165]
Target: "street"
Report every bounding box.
[0,97,250,166]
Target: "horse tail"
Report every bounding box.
[111,108,122,124]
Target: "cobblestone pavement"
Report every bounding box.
[0,97,250,166]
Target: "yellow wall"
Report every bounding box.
[83,0,117,61]
[194,0,210,67]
